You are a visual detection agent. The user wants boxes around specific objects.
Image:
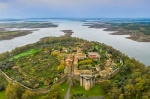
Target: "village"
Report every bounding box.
[0,37,124,99]
[51,41,123,91]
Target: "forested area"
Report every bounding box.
[101,56,150,99]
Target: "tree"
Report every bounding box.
[22,90,35,99]
[41,84,63,99]
[57,61,66,73]
[51,51,59,56]
[119,94,124,99]
[109,87,121,99]
[124,84,135,98]
[57,61,65,73]
[78,60,92,65]
[141,96,149,99]
[5,84,17,99]
[0,83,6,92]
[100,80,111,93]
[5,83,24,99]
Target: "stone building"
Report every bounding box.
[80,72,95,90]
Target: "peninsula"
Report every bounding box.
[0,36,149,99]
[83,20,150,42]
[0,22,58,41]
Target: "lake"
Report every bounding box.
[0,20,150,66]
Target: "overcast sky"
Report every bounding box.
[0,0,150,18]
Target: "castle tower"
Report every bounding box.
[80,72,95,90]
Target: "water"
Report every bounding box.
[0,20,150,66]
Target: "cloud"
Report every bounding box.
[0,2,8,8]
[1,0,150,10]
[13,0,149,7]
[0,0,149,18]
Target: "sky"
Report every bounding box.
[0,0,150,18]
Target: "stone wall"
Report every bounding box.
[0,69,68,94]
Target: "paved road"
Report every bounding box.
[64,80,72,99]
[64,55,74,99]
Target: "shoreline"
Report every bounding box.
[0,22,59,41]
[83,23,150,42]
[0,30,34,41]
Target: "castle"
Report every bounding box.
[80,72,95,90]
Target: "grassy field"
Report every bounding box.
[70,81,109,99]
[9,49,39,61]
[0,91,6,99]
[60,80,69,97]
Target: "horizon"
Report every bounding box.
[0,17,150,20]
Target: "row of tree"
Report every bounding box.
[6,83,35,99]
[5,83,63,99]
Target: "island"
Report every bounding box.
[61,30,74,37]
[0,36,149,99]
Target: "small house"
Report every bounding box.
[88,52,100,60]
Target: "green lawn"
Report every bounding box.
[0,91,6,99]
[70,81,109,99]
[9,49,39,61]
[60,81,69,96]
